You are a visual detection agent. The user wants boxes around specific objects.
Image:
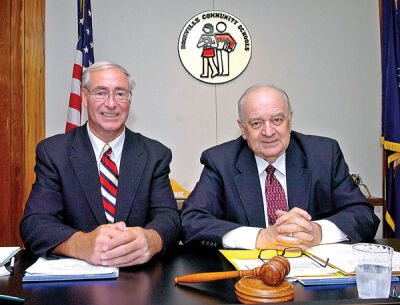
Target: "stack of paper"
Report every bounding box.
[220,249,338,278]
[0,247,20,276]
[219,243,400,286]
[23,257,119,282]
[306,243,400,275]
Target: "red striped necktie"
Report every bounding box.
[100,144,118,223]
[265,165,288,225]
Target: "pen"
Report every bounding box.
[8,257,15,274]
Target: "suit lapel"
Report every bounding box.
[234,142,266,227]
[114,129,145,223]
[286,136,311,211]
[70,125,107,225]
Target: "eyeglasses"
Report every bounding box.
[86,88,131,103]
[258,247,330,268]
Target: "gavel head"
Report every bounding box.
[258,256,290,286]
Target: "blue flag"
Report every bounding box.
[382,0,400,235]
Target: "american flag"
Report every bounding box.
[65,0,94,133]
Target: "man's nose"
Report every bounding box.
[262,121,275,137]
[104,94,117,107]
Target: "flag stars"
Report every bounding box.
[79,18,84,25]
[86,28,90,35]
[88,10,92,17]
[83,46,89,53]
[90,42,94,48]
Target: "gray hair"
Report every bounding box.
[238,85,292,122]
[82,61,136,91]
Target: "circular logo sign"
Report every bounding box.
[178,10,252,84]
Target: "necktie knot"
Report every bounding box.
[102,144,112,157]
[266,165,275,175]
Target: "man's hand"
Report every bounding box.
[52,222,163,267]
[100,224,163,267]
[255,207,322,250]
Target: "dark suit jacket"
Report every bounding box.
[181,131,380,248]
[20,124,180,257]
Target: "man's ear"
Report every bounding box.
[82,89,88,108]
[237,119,247,140]
[288,110,293,131]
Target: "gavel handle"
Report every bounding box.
[174,268,259,283]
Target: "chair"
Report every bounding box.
[351,174,383,207]
[170,179,191,210]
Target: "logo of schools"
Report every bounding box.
[178,10,252,84]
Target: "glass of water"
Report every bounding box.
[353,243,393,299]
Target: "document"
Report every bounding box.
[306,243,400,275]
[231,256,338,277]
[0,247,20,276]
[23,257,119,282]
[220,244,400,286]
[0,247,20,266]
[220,249,339,277]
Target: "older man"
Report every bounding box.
[181,85,379,250]
[21,62,180,266]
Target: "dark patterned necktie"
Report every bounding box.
[265,165,288,225]
[100,144,118,223]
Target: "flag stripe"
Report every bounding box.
[68,93,82,111]
[72,64,83,81]
[67,107,81,126]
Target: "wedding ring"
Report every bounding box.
[288,232,293,237]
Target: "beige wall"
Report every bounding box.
[45,0,382,199]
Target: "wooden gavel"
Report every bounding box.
[175,256,290,287]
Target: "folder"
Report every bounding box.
[22,257,119,282]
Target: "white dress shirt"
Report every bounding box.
[86,124,125,173]
[222,153,348,249]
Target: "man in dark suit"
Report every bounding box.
[20,62,180,267]
[181,85,379,250]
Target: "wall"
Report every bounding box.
[46,0,382,198]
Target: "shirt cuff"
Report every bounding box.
[222,227,262,249]
[314,219,349,244]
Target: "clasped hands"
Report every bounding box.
[53,222,163,267]
[255,207,322,250]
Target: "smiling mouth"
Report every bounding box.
[102,113,118,117]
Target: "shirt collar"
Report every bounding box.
[255,152,286,176]
[86,123,125,161]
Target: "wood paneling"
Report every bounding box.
[24,0,45,205]
[0,0,44,246]
[0,0,12,245]
[10,0,25,246]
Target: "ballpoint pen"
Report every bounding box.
[7,257,15,274]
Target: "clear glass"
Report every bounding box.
[353,243,393,299]
[86,89,131,103]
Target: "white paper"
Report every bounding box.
[232,256,338,277]
[306,243,400,274]
[0,247,20,265]
[0,266,10,277]
[26,257,118,276]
